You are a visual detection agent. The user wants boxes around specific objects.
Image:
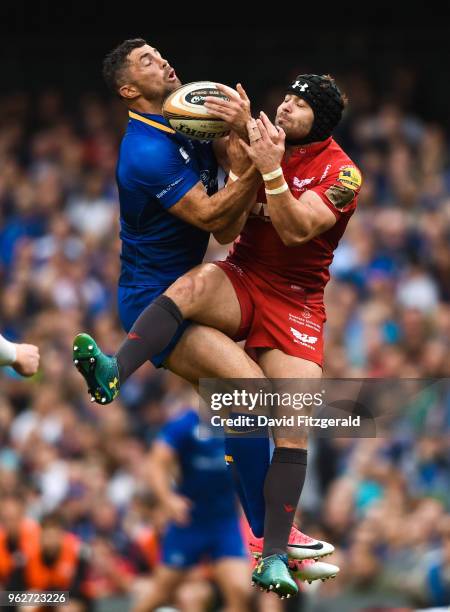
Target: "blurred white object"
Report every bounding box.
[397,271,439,313]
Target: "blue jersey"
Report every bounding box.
[116,111,218,287]
[157,409,238,523]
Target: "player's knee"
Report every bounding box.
[166,273,207,315]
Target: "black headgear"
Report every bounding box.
[286,74,345,144]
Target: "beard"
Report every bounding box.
[275,116,312,145]
[164,76,182,95]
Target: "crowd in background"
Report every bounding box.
[0,71,449,610]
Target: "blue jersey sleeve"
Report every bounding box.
[157,410,198,454]
[125,136,201,209]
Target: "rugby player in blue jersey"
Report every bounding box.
[74,38,263,385]
[132,406,252,612]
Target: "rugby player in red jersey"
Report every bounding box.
[75,74,358,597]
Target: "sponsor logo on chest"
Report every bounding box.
[291,176,315,192]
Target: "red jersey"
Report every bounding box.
[230,137,362,302]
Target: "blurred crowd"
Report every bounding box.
[0,73,449,611]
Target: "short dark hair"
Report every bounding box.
[102,38,147,97]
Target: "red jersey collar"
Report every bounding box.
[285,136,333,161]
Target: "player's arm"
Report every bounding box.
[213,210,249,245]
[212,176,254,245]
[0,334,40,376]
[147,440,192,526]
[134,133,259,234]
[241,113,343,245]
[212,129,256,243]
[265,188,337,246]
[170,156,260,234]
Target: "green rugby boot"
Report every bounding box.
[252,554,298,599]
[73,333,120,404]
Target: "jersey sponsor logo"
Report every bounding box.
[338,166,362,191]
[289,312,322,332]
[320,164,332,182]
[290,327,318,345]
[156,177,184,199]
[292,176,315,191]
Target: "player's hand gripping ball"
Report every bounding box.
[163,81,238,140]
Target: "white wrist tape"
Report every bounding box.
[262,167,283,181]
[228,171,239,182]
[265,182,289,196]
[0,335,17,366]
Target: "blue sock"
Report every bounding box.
[225,422,270,538]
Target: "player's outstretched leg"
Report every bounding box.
[73,333,120,404]
[252,553,298,599]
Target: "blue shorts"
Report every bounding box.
[161,515,247,569]
[118,285,190,368]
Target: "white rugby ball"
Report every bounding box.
[163,81,237,140]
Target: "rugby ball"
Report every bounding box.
[163,81,237,140]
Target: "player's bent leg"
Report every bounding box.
[131,564,185,612]
[164,262,243,336]
[212,558,253,612]
[73,263,245,403]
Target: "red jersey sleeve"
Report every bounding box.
[308,164,362,219]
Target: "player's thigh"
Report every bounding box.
[257,348,322,379]
[164,263,242,337]
[166,324,264,383]
[212,557,252,603]
[257,348,322,448]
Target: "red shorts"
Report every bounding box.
[214,259,326,367]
